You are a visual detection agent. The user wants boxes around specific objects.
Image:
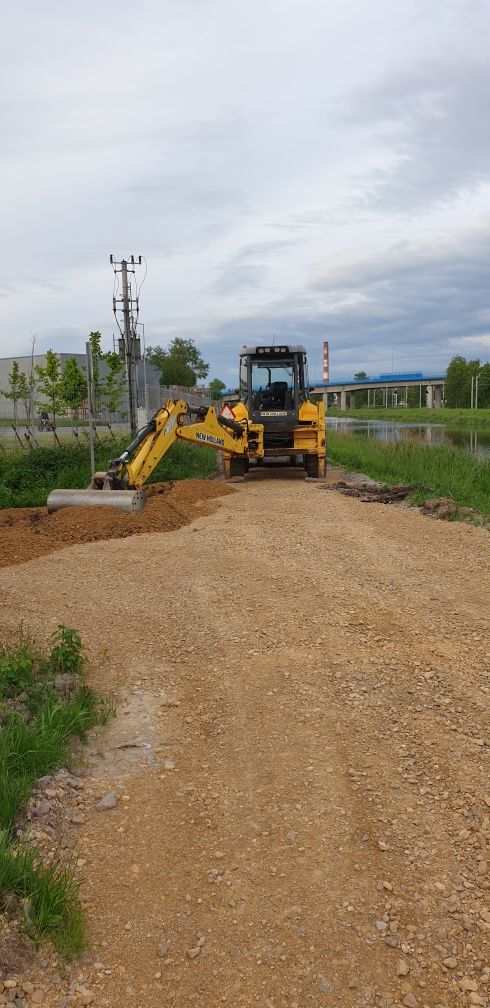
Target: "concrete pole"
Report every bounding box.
[475,374,479,409]
[121,259,138,437]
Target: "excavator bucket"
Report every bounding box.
[46,488,147,515]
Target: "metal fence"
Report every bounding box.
[0,384,214,452]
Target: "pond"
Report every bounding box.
[326,416,490,459]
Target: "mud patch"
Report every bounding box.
[87,688,161,777]
[0,923,30,978]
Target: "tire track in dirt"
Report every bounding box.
[0,475,488,1007]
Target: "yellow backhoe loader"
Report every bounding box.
[47,344,325,514]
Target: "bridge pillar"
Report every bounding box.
[349,392,356,410]
[427,384,434,408]
[434,385,442,408]
[340,391,347,410]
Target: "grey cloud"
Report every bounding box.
[336,57,490,211]
[200,230,490,378]
[122,175,246,212]
[213,238,300,295]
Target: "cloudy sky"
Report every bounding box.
[1,0,489,384]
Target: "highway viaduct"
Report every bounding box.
[310,372,446,409]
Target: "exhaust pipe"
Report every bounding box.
[46,488,147,515]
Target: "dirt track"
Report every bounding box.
[0,473,489,1007]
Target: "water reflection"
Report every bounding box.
[326,417,490,459]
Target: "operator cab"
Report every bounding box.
[239,345,309,436]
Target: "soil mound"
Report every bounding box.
[0,480,232,568]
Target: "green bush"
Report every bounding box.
[0,438,217,508]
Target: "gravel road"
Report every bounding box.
[0,474,488,1007]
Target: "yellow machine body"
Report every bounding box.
[46,345,326,514]
[230,398,325,464]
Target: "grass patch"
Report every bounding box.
[0,437,217,509]
[327,431,490,515]
[331,407,490,427]
[0,839,85,957]
[0,626,111,956]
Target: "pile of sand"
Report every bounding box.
[0,480,232,568]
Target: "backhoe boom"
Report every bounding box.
[46,400,247,514]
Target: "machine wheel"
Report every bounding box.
[305,455,325,478]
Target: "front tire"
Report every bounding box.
[305,455,325,478]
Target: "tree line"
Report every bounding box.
[445,356,490,408]
[1,333,125,426]
[2,334,227,427]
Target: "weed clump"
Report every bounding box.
[0,626,111,956]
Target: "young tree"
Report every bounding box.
[59,357,87,421]
[407,385,422,408]
[35,350,63,424]
[147,337,209,387]
[88,331,104,414]
[353,371,368,407]
[1,360,30,426]
[445,356,469,408]
[208,378,226,401]
[19,333,38,426]
[100,350,126,420]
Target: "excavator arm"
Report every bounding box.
[112,400,247,489]
[47,399,248,514]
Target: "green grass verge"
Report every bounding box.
[331,407,490,427]
[0,626,112,956]
[0,437,217,509]
[327,431,490,515]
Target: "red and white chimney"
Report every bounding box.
[322,341,329,382]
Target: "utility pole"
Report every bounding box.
[110,254,143,437]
